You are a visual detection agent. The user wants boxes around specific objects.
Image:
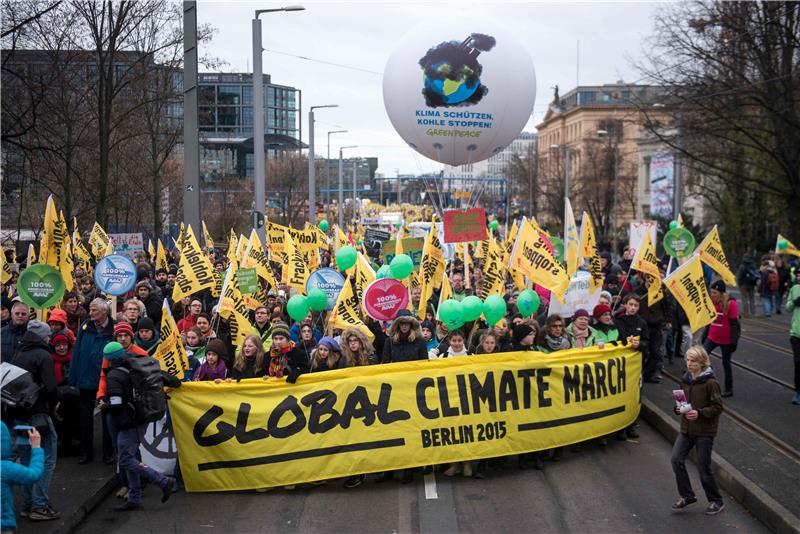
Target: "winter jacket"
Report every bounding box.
[266,343,310,381]
[636,286,674,328]
[97,343,148,400]
[193,359,228,381]
[137,293,162,326]
[1,422,44,531]
[786,282,800,338]
[592,322,619,344]
[565,323,598,348]
[10,331,59,417]
[68,318,115,391]
[231,355,266,380]
[615,313,649,358]
[382,332,428,363]
[289,322,322,344]
[736,259,758,288]
[134,330,161,354]
[104,358,139,430]
[677,367,723,437]
[0,321,27,361]
[176,313,197,334]
[65,305,86,336]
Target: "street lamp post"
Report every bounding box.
[326,129,347,220]
[338,145,357,229]
[253,5,304,242]
[308,105,338,225]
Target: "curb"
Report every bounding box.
[58,474,118,534]
[641,398,800,534]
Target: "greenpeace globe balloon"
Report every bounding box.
[383,20,536,166]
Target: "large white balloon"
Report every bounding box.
[383,20,536,166]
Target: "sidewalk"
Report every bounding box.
[13,415,118,534]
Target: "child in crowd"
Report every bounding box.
[194,339,228,382]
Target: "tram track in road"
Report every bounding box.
[661,369,800,464]
[706,347,795,391]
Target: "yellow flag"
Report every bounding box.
[664,255,717,332]
[266,222,288,260]
[632,231,663,305]
[394,227,404,257]
[26,244,36,267]
[153,299,188,378]
[697,226,736,287]
[202,221,214,250]
[354,251,376,309]
[776,233,800,258]
[176,222,186,251]
[480,237,507,299]
[155,239,169,272]
[148,240,155,260]
[579,212,603,294]
[217,261,255,347]
[39,196,57,264]
[243,229,278,290]
[677,214,685,227]
[564,198,580,278]
[508,217,570,303]
[0,252,12,284]
[172,226,216,302]
[333,226,356,276]
[226,230,238,263]
[57,212,74,292]
[88,222,110,259]
[505,220,519,257]
[418,222,446,319]
[285,230,309,294]
[235,234,249,263]
[328,279,374,341]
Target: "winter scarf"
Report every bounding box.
[268,341,295,378]
[570,322,591,348]
[544,334,571,352]
[51,348,72,385]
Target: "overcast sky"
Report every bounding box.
[196,1,659,176]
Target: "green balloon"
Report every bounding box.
[438,299,463,325]
[287,295,310,323]
[444,319,464,332]
[376,264,391,279]
[668,220,678,230]
[461,295,484,322]
[550,237,564,262]
[336,245,357,271]
[517,289,541,318]
[358,239,363,246]
[394,223,401,230]
[307,287,328,311]
[778,239,789,250]
[390,253,414,279]
[320,220,330,232]
[489,220,499,231]
[482,295,507,326]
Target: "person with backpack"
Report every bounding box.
[735,255,759,317]
[102,342,176,511]
[759,259,779,318]
[703,281,740,397]
[8,320,60,521]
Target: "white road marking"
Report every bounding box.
[424,471,438,500]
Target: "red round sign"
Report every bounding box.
[362,278,410,321]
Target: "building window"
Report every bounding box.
[243,85,252,105]
[199,106,216,126]
[242,106,253,126]
[217,106,239,126]
[218,85,241,105]
[199,85,215,106]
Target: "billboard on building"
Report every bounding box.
[649,154,674,218]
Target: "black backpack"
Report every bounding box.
[118,356,167,424]
[0,362,41,411]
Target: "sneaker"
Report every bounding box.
[19,509,30,518]
[792,394,800,405]
[113,501,142,512]
[28,507,61,521]
[721,391,733,398]
[116,486,129,499]
[343,474,365,489]
[671,497,698,510]
[626,428,640,439]
[462,463,474,477]
[705,501,725,515]
[161,476,176,503]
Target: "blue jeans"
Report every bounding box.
[703,338,734,392]
[671,433,722,504]
[117,425,168,504]
[761,295,773,317]
[14,415,57,511]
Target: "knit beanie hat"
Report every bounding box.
[52,333,70,348]
[593,303,612,319]
[572,309,590,320]
[114,321,135,339]
[206,339,229,360]
[318,336,340,352]
[271,322,290,340]
[26,320,51,341]
[47,308,68,326]
[512,324,534,345]
[137,317,156,333]
[420,320,435,332]
[103,341,126,361]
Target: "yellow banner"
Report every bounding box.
[479,237,506,299]
[202,220,214,250]
[243,229,278,290]
[564,199,580,278]
[776,233,800,258]
[56,212,74,292]
[88,221,110,260]
[0,252,11,284]
[285,230,309,294]
[155,239,169,273]
[172,226,216,302]
[697,225,736,287]
[328,278,373,341]
[664,255,716,332]
[418,222,446,318]
[632,231,663,305]
[39,196,57,264]
[508,217,569,302]
[169,345,641,492]
[266,222,287,259]
[353,251,376,311]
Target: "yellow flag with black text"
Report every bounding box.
[354,251,376,311]
[155,239,169,273]
[508,218,569,303]
[0,252,11,284]
[480,237,506,299]
[172,226,216,302]
[418,223,446,318]
[775,234,800,258]
[578,212,603,294]
[153,299,188,379]
[285,230,309,294]
[88,222,110,259]
[697,226,736,287]
[328,278,374,341]
[664,255,716,332]
[564,198,580,278]
[243,229,278,290]
[632,231,663,305]
[202,221,214,250]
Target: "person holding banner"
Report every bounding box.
[340,327,376,367]
[670,346,725,516]
[566,309,597,349]
[592,304,619,345]
[230,335,266,381]
[310,337,345,371]
[535,316,570,353]
[702,281,739,398]
[381,310,428,363]
[264,323,309,383]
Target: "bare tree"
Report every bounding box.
[268,153,309,227]
[635,1,800,254]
